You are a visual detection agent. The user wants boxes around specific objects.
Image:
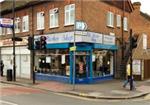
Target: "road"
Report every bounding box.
[0,83,150,105]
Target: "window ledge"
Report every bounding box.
[36,28,44,31]
[22,30,29,32]
[64,23,74,27]
[49,26,59,29]
[107,25,114,28]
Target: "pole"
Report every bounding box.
[12,0,16,81]
[130,29,133,90]
[31,6,35,84]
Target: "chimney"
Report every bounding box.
[133,2,141,12]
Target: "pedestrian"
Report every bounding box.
[123,64,135,89]
[0,60,4,77]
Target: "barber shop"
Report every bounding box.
[35,31,117,84]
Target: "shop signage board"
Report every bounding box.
[35,31,115,45]
[0,18,13,28]
[133,60,141,75]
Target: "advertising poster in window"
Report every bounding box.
[133,60,141,75]
[46,57,51,63]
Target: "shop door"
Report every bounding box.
[75,51,90,79]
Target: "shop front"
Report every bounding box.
[35,31,117,84]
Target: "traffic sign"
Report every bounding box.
[75,21,87,31]
[70,46,76,51]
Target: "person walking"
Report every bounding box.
[123,64,135,89]
[0,60,4,77]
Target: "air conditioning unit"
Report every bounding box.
[41,12,45,16]
[54,8,58,13]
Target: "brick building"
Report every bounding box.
[130,2,150,80]
[0,0,133,83]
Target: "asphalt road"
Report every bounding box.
[0,83,150,105]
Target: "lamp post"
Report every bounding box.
[12,0,16,81]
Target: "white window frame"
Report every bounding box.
[116,14,121,27]
[15,17,20,33]
[107,11,114,27]
[1,28,6,35]
[37,11,45,30]
[64,4,75,26]
[0,27,2,35]
[7,28,12,34]
[49,8,59,28]
[123,17,128,31]
[22,15,29,32]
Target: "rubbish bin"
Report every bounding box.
[7,69,12,81]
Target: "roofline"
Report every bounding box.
[128,0,134,12]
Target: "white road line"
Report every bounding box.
[0,100,18,105]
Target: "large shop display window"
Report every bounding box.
[35,49,70,76]
[92,50,114,77]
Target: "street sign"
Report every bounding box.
[70,46,76,51]
[75,21,87,31]
[0,18,13,28]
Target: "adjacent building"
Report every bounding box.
[0,0,134,83]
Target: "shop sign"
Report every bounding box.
[133,60,141,75]
[0,18,13,28]
[35,31,115,45]
[103,35,115,45]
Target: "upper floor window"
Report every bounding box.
[123,17,128,31]
[7,28,12,34]
[37,11,44,30]
[22,15,29,32]
[116,14,121,27]
[107,11,114,27]
[15,17,20,33]
[64,4,75,26]
[0,27,2,35]
[49,8,59,28]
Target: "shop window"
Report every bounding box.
[64,4,75,26]
[93,50,113,77]
[35,49,70,76]
[0,27,2,35]
[37,11,44,30]
[22,15,29,32]
[49,8,59,28]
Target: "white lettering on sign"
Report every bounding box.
[103,35,115,45]
[34,31,115,45]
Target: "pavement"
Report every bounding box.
[0,76,150,100]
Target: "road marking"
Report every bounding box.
[54,93,120,102]
[0,100,18,105]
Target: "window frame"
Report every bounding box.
[22,15,29,32]
[15,17,20,33]
[107,11,114,28]
[37,11,45,30]
[123,17,128,31]
[64,4,75,26]
[49,8,59,28]
[116,14,121,27]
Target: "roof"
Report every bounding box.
[140,12,150,21]
[0,0,50,15]
[102,0,134,13]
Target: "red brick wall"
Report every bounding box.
[131,4,150,48]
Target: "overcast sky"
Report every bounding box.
[131,0,150,15]
[0,0,149,15]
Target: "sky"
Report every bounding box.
[0,0,149,15]
[131,0,150,15]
